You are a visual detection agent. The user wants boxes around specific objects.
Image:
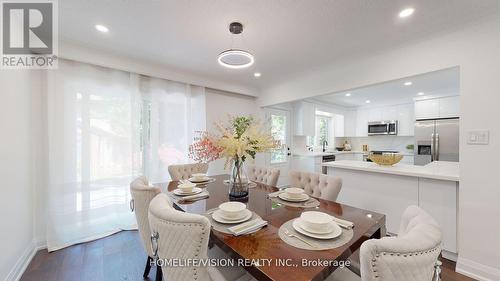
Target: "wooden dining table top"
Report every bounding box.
[159,174,386,281]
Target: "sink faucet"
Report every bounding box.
[322,141,328,152]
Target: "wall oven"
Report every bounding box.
[368,121,398,136]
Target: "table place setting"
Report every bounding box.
[167,181,210,202]
[268,187,320,208]
[278,211,354,250]
[181,173,216,186]
[203,202,267,236]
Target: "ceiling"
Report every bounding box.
[59,1,500,94]
[309,67,459,108]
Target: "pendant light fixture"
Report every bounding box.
[218,22,254,69]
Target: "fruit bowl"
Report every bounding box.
[368,153,403,166]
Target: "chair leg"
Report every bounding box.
[155,265,163,281]
[143,256,152,278]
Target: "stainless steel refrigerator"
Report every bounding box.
[414,118,459,166]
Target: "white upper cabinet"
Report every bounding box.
[344,110,357,137]
[293,101,315,136]
[415,99,440,119]
[438,96,460,118]
[415,96,459,120]
[334,114,345,137]
[382,105,398,121]
[367,108,382,122]
[396,103,415,136]
[355,109,368,137]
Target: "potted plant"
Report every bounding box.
[406,144,414,152]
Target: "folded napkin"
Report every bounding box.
[180,191,209,201]
[332,216,354,229]
[228,218,268,236]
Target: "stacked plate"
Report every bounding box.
[292,211,342,239]
[173,182,203,196]
[278,187,310,202]
[188,173,211,183]
[212,202,252,224]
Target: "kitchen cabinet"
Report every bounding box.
[382,105,398,121]
[291,155,323,173]
[396,104,415,136]
[367,108,382,122]
[334,114,345,137]
[438,96,460,118]
[293,101,315,136]
[415,96,459,120]
[344,110,357,137]
[355,109,368,137]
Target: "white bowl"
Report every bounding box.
[178,182,196,193]
[218,202,247,219]
[300,211,334,233]
[285,187,305,199]
[192,173,207,181]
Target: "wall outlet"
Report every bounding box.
[467,130,489,145]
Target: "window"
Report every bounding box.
[315,115,333,146]
[270,114,286,163]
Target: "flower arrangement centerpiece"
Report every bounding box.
[189,115,279,198]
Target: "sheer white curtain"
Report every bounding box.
[45,60,205,251]
[140,76,206,183]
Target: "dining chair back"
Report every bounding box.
[168,163,209,180]
[246,164,280,186]
[359,205,442,281]
[148,193,213,281]
[288,171,342,202]
[130,176,162,280]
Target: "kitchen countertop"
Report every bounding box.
[322,160,459,181]
[292,151,414,157]
[292,151,368,157]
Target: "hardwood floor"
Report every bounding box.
[20,230,475,281]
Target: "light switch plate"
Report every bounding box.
[467,130,489,145]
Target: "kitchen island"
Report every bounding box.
[323,160,459,259]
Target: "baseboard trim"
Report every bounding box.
[456,257,500,281]
[4,240,37,281]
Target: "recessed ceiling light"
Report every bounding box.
[365,100,371,104]
[404,81,412,86]
[254,72,261,77]
[345,93,351,97]
[95,24,109,33]
[417,92,425,96]
[399,8,415,18]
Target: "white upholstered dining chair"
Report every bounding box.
[327,205,443,281]
[148,193,255,281]
[130,176,162,281]
[246,164,280,186]
[168,163,209,180]
[288,171,342,202]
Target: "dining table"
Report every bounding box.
[159,174,386,281]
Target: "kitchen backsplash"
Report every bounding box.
[336,136,414,153]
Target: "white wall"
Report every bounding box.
[0,70,42,281]
[259,18,500,280]
[205,88,260,175]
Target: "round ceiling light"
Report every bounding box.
[218,49,254,69]
[218,22,254,69]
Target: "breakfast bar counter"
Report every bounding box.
[323,160,459,260]
[322,160,459,181]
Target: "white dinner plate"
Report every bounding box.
[278,192,310,202]
[292,219,342,240]
[173,187,203,196]
[189,177,211,183]
[212,209,252,224]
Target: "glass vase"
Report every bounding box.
[229,158,249,198]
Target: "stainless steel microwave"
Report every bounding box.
[368,121,398,136]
